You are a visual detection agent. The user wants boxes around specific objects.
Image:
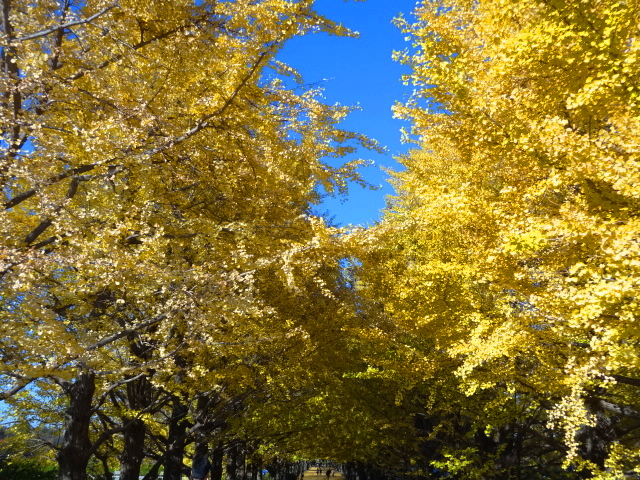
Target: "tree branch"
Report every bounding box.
[16,4,118,42]
[91,372,149,414]
[592,397,640,420]
[141,49,270,158]
[611,374,640,388]
[86,422,128,459]
[86,314,168,351]
[1,0,23,189]
[0,377,34,401]
[23,174,92,245]
[5,47,267,211]
[1,315,165,400]
[65,18,210,82]
[5,163,97,210]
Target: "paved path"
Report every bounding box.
[303,468,342,480]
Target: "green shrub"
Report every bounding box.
[0,456,58,480]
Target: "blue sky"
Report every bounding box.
[277,0,416,227]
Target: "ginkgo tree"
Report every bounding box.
[352,0,640,478]
[0,1,377,479]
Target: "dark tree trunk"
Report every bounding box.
[579,399,616,473]
[119,417,146,480]
[250,457,259,480]
[226,443,242,480]
[163,398,189,480]
[119,375,153,480]
[210,446,224,480]
[57,372,96,480]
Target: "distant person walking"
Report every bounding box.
[191,444,211,480]
[326,470,332,479]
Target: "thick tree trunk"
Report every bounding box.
[119,375,152,480]
[57,372,96,480]
[210,446,224,480]
[163,398,188,480]
[119,417,146,480]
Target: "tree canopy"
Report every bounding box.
[2,0,640,479]
[352,0,640,477]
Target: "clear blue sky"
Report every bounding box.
[277,0,416,227]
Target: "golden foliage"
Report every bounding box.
[354,0,640,476]
[0,2,374,470]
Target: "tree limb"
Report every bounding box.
[611,374,640,388]
[86,314,168,351]
[5,163,97,210]
[593,397,640,420]
[0,377,34,401]
[65,18,210,82]
[16,4,118,42]
[141,49,270,158]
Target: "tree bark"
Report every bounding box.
[57,372,96,480]
[119,417,146,480]
[163,398,189,480]
[119,375,153,480]
[226,443,242,480]
[210,446,224,480]
[579,397,617,472]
